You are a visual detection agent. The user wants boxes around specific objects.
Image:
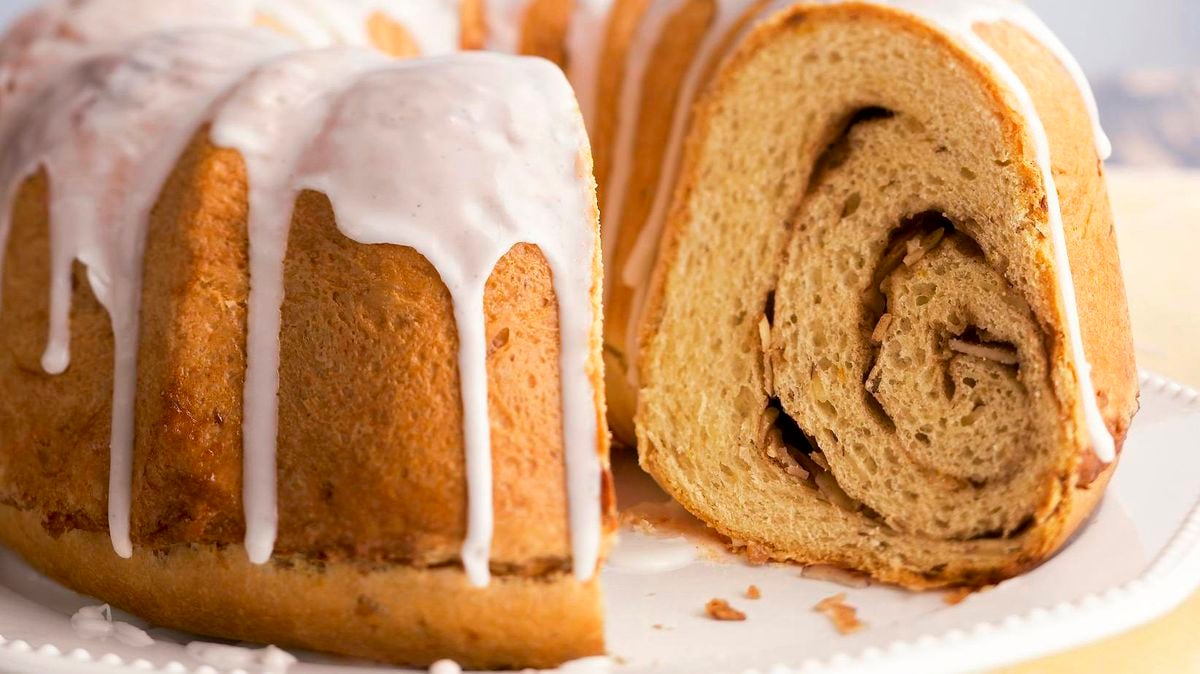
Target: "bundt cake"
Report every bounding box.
[0,0,1137,667]
[0,1,612,669]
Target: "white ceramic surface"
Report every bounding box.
[0,370,1197,674]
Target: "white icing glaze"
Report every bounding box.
[0,29,295,558]
[0,0,460,135]
[599,0,687,290]
[70,604,114,640]
[565,0,611,133]
[429,659,464,674]
[111,621,154,648]
[483,0,529,52]
[211,50,602,581]
[605,0,1115,460]
[258,0,462,56]
[0,1,605,583]
[210,48,392,565]
[0,0,255,145]
[607,531,698,574]
[69,604,153,647]
[290,53,601,584]
[186,642,296,673]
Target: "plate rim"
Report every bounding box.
[0,370,1197,674]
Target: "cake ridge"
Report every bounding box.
[0,27,298,558]
[0,6,605,586]
[209,47,603,584]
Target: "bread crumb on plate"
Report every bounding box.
[705,598,747,621]
[813,593,864,634]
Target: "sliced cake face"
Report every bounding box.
[634,2,1136,587]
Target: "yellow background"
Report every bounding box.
[997,169,1200,674]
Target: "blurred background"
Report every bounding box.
[1,0,1196,166]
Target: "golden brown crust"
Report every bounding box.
[590,0,652,209]
[519,0,576,67]
[365,11,422,58]
[972,20,1139,479]
[0,127,613,664]
[600,0,768,447]
[604,0,714,362]
[0,171,111,534]
[633,2,1137,588]
[0,502,604,670]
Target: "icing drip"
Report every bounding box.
[607,0,1115,460]
[878,0,1116,461]
[212,51,602,582]
[617,0,758,386]
[600,0,687,292]
[565,0,611,133]
[291,54,601,584]
[257,0,462,55]
[210,48,392,565]
[429,659,463,674]
[70,604,154,647]
[0,29,295,558]
[483,0,529,52]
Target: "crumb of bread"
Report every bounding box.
[745,585,761,600]
[620,509,658,534]
[944,584,995,605]
[871,313,893,344]
[705,598,747,621]
[740,543,771,566]
[813,593,863,634]
[943,587,973,605]
[948,338,1019,364]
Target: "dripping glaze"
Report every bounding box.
[0,3,604,586]
[212,50,603,585]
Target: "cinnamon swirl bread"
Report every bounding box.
[630,1,1137,587]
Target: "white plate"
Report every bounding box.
[1,371,1198,674]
